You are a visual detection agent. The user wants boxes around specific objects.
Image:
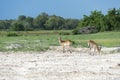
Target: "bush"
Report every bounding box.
[6,32,19,37]
[59,32,70,35]
[72,29,79,35]
[11,23,25,31]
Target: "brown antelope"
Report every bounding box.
[88,40,101,55]
[58,37,72,53]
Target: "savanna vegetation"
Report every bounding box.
[0,8,120,33]
[0,31,119,51]
[0,8,120,52]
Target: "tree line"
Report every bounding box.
[0,8,120,32]
[0,13,79,31]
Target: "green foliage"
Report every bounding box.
[18,15,26,21]
[45,15,64,30]
[106,8,120,31]
[0,12,78,31]
[77,8,120,33]
[0,20,11,30]
[34,12,49,29]
[11,22,25,31]
[77,10,105,31]
[0,8,120,32]
[6,32,19,37]
[72,29,79,35]
[64,19,79,30]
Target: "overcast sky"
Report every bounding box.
[0,0,120,20]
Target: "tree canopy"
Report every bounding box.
[77,8,120,32]
[0,8,120,32]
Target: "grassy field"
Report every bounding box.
[0,31,120,51]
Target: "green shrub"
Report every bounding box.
[59,32,70,35]
[72,29,79,35]
[6,32,19,37]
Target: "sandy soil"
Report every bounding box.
[0,47,120,80]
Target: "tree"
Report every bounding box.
[34,12,49,29]
[0,20,11,30]
[11,22,24,31]
[64,19,79,30]
[18,15,26,21]
[45,15,64,30]
[106,8,120,31]
[24,16,34,30]
[77,10,106,31]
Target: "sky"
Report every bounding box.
[0,0,120,20]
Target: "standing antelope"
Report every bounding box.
[58,37,72,53]
[88,40,101,55]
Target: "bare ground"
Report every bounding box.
[0,47,120,80]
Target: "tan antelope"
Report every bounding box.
[88,40,101,55]
[58,37,72,53]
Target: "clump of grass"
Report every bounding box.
[6,32,19,37]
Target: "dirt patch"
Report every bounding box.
[0,47,120,80]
